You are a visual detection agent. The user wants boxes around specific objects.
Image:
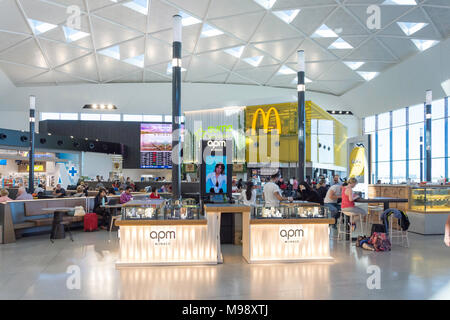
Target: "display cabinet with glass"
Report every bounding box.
[410,186,450,212]
[121,201,204,220]
[253,204,330,219]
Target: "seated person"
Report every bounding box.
[341,178,367,232]
[53,184,66,198]
[107,188,116,196]
[149,189,160,199]
[93,188,109,230]
[15,187,33,200]
[0,189,12,202]
[73,185,86,197]
[119,186,133,204]
[324,183,342,226]
[35,184,45,194]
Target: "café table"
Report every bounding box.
[355,197,408,211]
[41,207,76,241]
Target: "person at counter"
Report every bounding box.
[120,186,134,204]
[94,188,109,230]
[332,175,342,186]
[0,189,12,202]
[53,184,66,198]
[239,180,257,206]
[149,189,160,199]
[324,183,342,226]
[316,179,328,201]
[341,178,367,231]
[263,173,286,207]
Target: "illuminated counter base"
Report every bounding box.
[115,218,220,267]
[242,213,334,263]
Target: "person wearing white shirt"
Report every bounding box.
[263,172,286,207]
[239,181,257,206]
[324,184,342,226]
[206,163,227,193]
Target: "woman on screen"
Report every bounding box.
[206,163,227,194]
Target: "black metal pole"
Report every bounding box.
[172,14,182,200]
[29,95,36,193]
[424,90,432,182]
[297,50,306,182]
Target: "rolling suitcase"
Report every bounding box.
[84,213,98,232]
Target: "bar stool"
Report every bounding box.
[365,204,384,234]
[388,215,409,247]
[337,211,364,242]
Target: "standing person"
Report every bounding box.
[239,180,257,206]
[237,179,243,191]
[341,177,367,232]
[120,186,134,204]
[324,183,342,226]
[332,174,342,186]
[16,187,33,200]
[316,179,328,202]
[263,172,286,207]
[93,188,109,230]
[292,177,298,192]
[0,189,12,202]
[53,184,66,197]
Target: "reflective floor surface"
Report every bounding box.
[1,230,450,299]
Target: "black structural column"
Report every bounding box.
[171,14,182,200]
[297,50,306,182]
[424,90,432,182]
[29,95,36,193]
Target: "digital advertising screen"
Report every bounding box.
[140,123,183,169]
[205,155,227,194]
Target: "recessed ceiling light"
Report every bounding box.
[253,0,277,9]
[328,38,353,49]
[411,39,439,51]
[273,9,300,24]
[242,56,264,67]
[357,71,379,81]
[123,54,145,68]
[397,22,428,36]
[200,24,224,38]
[382,0,416,5]
[311,24,338,38]
[277,65,296,75]
[98,45,120,60]
[166,62,186,75]
[179,11,201,26]
[224,46,245,58]
[27,19,57,35]
[62,26,90,42]
[344,61,365,70]
[83,104,117,110]
[122,0,149,15]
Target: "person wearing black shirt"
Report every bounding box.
[316,179,329,204]
[53,184,66,198]
[297,181,323,204]
[94,188,109,230]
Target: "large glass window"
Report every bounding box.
[432,99,445,120]
[392,161,406,183]
[40,112,60,120]
[409,160,422,182]
[432,158,446,182]
[432,119,445,158]
[392,108,406,127]
[364,116,375,133]
[377,112,390,130]
[409,122,424,160]
[392,126,406,160]
[60,113,78,120]
[377,129,390,161]
[409,104,424,124]
[377,162,390,183]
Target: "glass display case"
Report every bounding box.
[253,203,330,219]
[121,200,204,220]
[410,186,450,213]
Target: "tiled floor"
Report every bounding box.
[1,230,450,299]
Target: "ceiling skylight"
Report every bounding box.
[179,11,201,26]
[167,62,186,75]
[273,9,300,24]
[62,26,90,42]
[292,77,312,84]
[224,46,245,58]
[98,45,121,60]
[411,39,439,51]
[311,24,339,38]
[200,24,224,38]
[344,61,365,70]
[397,22,428,36]
[242,56,264,67]
[28,19,57,35]
[357,71,379,81]
[253,0,277,9]
[123,54,144,68]
[328,38,353,49]
[122,0,149,15]
[382,0,416,5]
[277,65,296,75]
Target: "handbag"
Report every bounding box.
[74,206,86,216]
[371,223,386,234]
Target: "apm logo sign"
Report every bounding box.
[207,140,226,151]
[149,227,176,246]
[279,225,304,244]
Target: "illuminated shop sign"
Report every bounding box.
[251,107,281,135]
[279,225,304,244]
[148,227,176,246]
[194,125,233,139]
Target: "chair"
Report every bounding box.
[337,210,364,242]
[365,204,384,234]
[387,214,409,247]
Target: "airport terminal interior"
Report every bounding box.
[0,0,450,301]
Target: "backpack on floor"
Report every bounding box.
[83,213,98,232]
[371,223,386,234]
[369,232,391,252]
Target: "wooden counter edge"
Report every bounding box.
[204,206,251,213]
[250,218,335,225]
[116,220,207,226]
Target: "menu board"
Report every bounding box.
[140,123,183,169]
